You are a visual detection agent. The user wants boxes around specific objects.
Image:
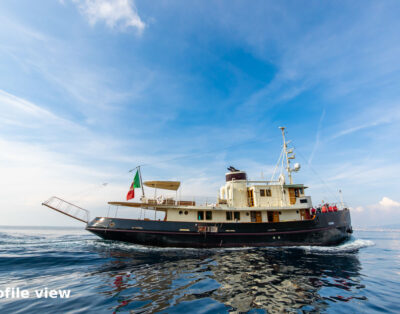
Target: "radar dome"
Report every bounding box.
[293,163,301,171]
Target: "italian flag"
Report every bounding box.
[126,170,140,200]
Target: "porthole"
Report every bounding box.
[273,236,276,239]
[179,210,183,215]
[109,222,115,227]
[279,211,282,215]
[184,211,188,215]
[278,236,280,239]
[246,212,250,216]
[296,210,299,214]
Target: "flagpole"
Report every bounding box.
[138,166,145,198]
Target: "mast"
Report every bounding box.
[279,126,293,184]
[339,189,344,208]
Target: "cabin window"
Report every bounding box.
[206,211,212,220]
[184,211,188,215]
[295,189,299,197]
[266,189,272,196]
[234,212,240,220]
[260,189,265,197]
[179,210,183,215]
[198,211,204,220]
[300,199,308,203]
[226,212,233,220]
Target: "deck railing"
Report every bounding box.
[42,196,90,223]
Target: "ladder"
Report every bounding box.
[42,196,90,223]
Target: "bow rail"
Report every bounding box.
[42,196,90,223]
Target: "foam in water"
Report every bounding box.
[86,238,374,254]
[296,239,375,253]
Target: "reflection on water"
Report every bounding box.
[1,227,382,313]
[91,242,366,313]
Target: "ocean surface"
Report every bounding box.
[0,226,399,313]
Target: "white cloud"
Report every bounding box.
[352,197,399,216]
[379,197,400,209]
[352,206,365,213]
[72,0,145,33]
[350,197,400,227]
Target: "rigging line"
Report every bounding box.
[293,145,341,204]
[271,146,283,180]
[128,137,274,171]
[270,147,284,181]
[70,183,109,203]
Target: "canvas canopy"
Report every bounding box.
[143,181,181,191]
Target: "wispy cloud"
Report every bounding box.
[72,0,145,33]
[0,89,80,129]
[308,107,325,165]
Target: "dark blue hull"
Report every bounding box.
[86,210,352,248]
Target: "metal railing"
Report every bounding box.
[42,196,90,223]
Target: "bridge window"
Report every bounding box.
[226,211,233,220]
[206,211,212,220]
[260,189,272,196]
[198,211,204,220]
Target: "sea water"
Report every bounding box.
[0,226,398,313]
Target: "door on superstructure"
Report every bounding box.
[267,211,274,222]
[272,211,280,222]
[300,209,309,220]
[250,211,262,223]
[247,189,255,207]
[288,188,296,205]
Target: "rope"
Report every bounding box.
[293,144,341,205]
[129,137,274,170]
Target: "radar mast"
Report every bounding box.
[278,127,299,184]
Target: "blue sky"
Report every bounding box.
[1,0,400,227]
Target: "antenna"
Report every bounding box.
[279,127,299,184]
[279,127,293,184]
[339,189,344,208]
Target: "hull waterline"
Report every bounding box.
[86,210,352,248]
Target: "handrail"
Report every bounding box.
[42,196,90,223]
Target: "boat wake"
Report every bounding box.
[295,238,375,253]
[86,238,375,254]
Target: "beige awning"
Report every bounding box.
[143,181,181,191]
[107,201,168,211]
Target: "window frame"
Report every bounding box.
[198,211,204,220]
